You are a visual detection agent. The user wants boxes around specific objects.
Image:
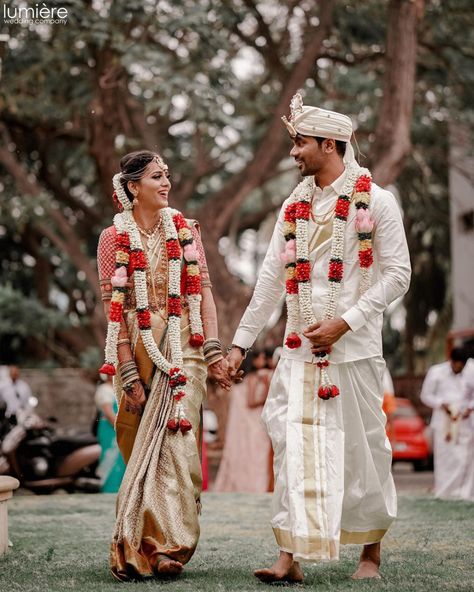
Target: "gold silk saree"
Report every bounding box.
[108,222,207,580]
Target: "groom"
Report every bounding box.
[226,94,411,583]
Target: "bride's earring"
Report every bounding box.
[132,191,139,207]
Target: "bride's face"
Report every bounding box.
[131,161,171,210]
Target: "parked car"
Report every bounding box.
[389,397,430,471]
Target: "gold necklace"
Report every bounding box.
[137,219,161,242]
[310,203,336,225]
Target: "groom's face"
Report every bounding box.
[289,134,326,177]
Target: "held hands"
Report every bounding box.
[225,347,245,385]
[208,350,244,391]
[124,380,146,415]
[207,357,233,391]
[303,318,350,355]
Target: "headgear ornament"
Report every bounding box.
[282,92,357,165]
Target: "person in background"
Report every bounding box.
[214,349,273,493]
[0,366,33,422]
[420,347,474,501]
[95,374,126,493]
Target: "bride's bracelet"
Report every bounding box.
[203,338,224,366]
[119,360,140,389]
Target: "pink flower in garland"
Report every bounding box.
[355,209,374,234]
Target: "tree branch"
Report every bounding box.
[198,0,335,238]
[369,0,425,186]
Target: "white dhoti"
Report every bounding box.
[432,410,474,501]
[262,355,396,563]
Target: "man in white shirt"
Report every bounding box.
[0,366,33,420]
[420,348,474,501]
[226,94,411,583]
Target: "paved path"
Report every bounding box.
[393,463,434,494]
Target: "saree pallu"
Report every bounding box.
[110,261,206,579]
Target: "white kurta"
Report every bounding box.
[420,360,474,501]
[233,169,411,562]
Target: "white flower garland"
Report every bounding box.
[99,174,205,432]
[282,164,373,398]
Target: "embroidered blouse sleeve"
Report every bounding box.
[232,205,287,350]
[341,188,412,332]
[191,222,212,288]
[97,226,117,301]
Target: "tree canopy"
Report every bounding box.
[0,0,472,372]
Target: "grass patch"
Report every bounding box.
[1,493,473,591]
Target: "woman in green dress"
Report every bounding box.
[95,375,126,493]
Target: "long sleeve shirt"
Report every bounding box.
[232,169,412,364]
[420,360,474,411]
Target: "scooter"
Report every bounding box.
[0,406,101,494]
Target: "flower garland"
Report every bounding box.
[99,175,204,433]
[281,165,374,400]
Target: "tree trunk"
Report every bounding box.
[369,0,425,186]
[198,2,335,343]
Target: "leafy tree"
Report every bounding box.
[0,0,472,371]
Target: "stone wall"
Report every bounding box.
[20,368,98,434]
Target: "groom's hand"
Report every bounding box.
[226,347,245,383]
[303,318,350,354]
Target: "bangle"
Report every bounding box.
[205,353,224,367]
[203,338,223,366]
[117,338,131,346]
[119,360,140,385]
[203,338,222,352]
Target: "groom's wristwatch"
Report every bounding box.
[227,344,249,359]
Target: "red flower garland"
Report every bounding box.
[282,172,374,401]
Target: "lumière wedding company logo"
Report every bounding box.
[2,2,69,25]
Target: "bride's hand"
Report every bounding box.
[124,381,146,415]
[207,358,233,391]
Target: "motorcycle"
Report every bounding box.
[0,405,101,494]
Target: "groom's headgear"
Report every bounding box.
[282,92,356,165]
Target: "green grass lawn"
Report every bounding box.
[1,492,473,592]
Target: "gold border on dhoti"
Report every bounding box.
[273,527,338,562]
[300,363,336,561]
[340,528,387,545]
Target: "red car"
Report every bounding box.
[388,397,430,471]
